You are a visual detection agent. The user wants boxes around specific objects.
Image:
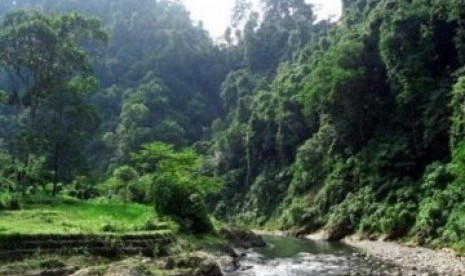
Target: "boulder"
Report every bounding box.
[192,259,223,276]
[219,226,266,249]
[323,222,353,241]
[71,258,151,276]
[170,252,223,276]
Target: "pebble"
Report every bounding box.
[344,238,465,276]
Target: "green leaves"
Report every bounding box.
[130,141,222,233]
[450,76,465,150]
[0,10,107,187]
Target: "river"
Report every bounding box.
[225,235,403,276]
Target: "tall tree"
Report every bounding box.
[0,11,107,193]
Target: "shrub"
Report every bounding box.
[282,200,307,228]
[135,217,173,232]
[420,163,455,196]
[378,203,415,240]
[414,196,445,243]
[132,142,222,233]
[101,222,120,232]
[324,190,370,240]
[6,198,21,210]
[442,204,465,250]
[65,176,97,199]
[113,165,139,205]
[281,199,322,231]
[358,205,381,235]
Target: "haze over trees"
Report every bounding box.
[1,0,465,252]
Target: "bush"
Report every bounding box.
[378,203,415,240]
[282,200,306,228]
[358,205,381,235]
[414,179,462,244]
[281,199,322,231]
[132,142,222,233]
[65,176,97,199]
[101,222,121,232]
[136,217,171,231]
[128,181,146,203]
[420,163,455,195]
[442,204,465,250]
[113,165,139,205]
[6,198,21,210]
[152,186,213,233]
[0,193,11,208]
[414,196,445,243]
[325,190,370,240]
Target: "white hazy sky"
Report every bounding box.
[181,0,342,39]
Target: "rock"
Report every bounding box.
[191,259,223,276]
[219,225,266,249]
[71,258,151,276]
[37,266,78,276]
[292,227,313,237]
[167,252,224,276]
[239,265,253,271]
[71,252,224,276]
[324,224,352,241]
[105,264,147,276]
[71,268,102,276]
[153,259,171,270]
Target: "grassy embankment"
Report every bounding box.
[0,196,176,261]
[0,196,233,275]
[0,197,160,234]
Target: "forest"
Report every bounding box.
[1,0,465,274]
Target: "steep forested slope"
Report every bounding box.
[210,0,465,251]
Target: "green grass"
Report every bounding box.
[0,199,157,234]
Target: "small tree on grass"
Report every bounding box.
[113,165,139,210]
[132,142,222,233]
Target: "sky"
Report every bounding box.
[181,0,343,39]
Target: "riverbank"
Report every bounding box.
[0,226,265,276]
[342,235,465,276]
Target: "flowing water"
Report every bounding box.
[225,235,402,276]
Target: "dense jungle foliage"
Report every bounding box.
[1,0,465,251]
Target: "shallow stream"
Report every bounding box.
[225,235,402,276]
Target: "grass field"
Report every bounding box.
[0,198,159,234]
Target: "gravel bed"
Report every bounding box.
[344,237,465,276]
